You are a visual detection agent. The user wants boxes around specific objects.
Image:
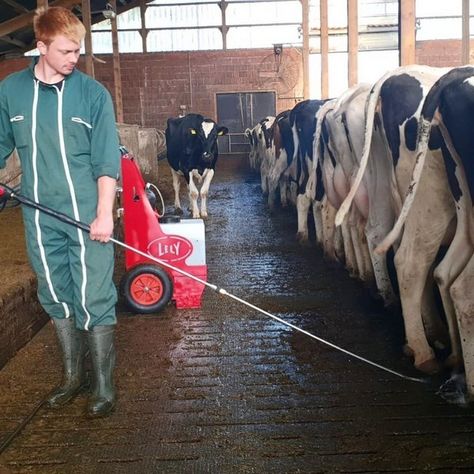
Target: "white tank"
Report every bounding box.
[159,218,206,266]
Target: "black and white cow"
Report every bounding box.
[335,65,455,373]
[245,116,274,171]
[377,66,474,398]
[165,113,228,218]
[259,109,294,209]
[284,99,327,227]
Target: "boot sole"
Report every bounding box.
[46,381,90,409]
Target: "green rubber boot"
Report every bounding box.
[47,317,88,408]
[87,325,116,418]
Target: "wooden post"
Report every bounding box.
[81,0,94,78]
[301,0,309,99]
[110,0,123,123]
[140,0,147,53]
[219,0,228,51]
[347,0,358,87]
[462,0,470,65]
[36,0,48,10]
[320,0,329,99]
[399,0,416,66]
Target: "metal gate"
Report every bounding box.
[216,92,276,154]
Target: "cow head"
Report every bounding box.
[187,119,228,163]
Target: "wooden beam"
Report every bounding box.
[399,0,415,66]
[347,0,358,87]
[320,0,328,99]
[1,0,29,14]
[110,0,123,123]
[462,0,470,65]
[81,0,94,77]
[300,0,309,99]
[0,34,26,47]
[0,0,80,38]
[36,0,48,11]
[139,0,147,53]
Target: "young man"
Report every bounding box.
[0,7,120,417]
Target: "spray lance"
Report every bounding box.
[0,182,427,384]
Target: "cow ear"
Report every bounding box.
[189,128,197,135]
[217,126,229,136]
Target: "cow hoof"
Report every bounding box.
[296,231,308,242]
[415,357,440,375]
[403,344,415,357]
[175,207,183,215]
[200,212,208,218]
[444,354,464,370]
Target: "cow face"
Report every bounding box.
[187,120,228,164]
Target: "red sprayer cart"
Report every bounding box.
[118,149,207,313]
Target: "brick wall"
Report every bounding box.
[416,39,471,67]
[92,48,304,129]
[0,48,303,130]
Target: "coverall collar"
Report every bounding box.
[28,56,78,85]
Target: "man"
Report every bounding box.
[0,7,120,417]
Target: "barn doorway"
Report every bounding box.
[216,92,276,154]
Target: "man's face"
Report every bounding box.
[38,35,81,77]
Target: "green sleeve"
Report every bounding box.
[90,86,120,180]
[0,81,16,169]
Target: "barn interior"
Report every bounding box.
[1,1,474,472]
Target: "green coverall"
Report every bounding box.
[0,58,120,331]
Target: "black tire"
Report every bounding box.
[120,264,173,314]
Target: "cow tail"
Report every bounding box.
[306,100,335,201]
[374,116,433,254]
[334,71,390,227]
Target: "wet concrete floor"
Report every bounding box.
[1,155,474,473]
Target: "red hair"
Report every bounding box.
[34,7,86,45]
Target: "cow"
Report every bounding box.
[283,99,327,229]
[334,65,455,374]
[245,116,274,171]
[165,113,228,218]
[259,110,294,209]
[375,66,474,399]
[312,84,374,282]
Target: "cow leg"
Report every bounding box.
[296,193,311,243]
[188,171,201,218]
[356,217,375,285]
[394,196,453,374]
[348,206,370,282]
[312,198,324,247]
[341,220,357,276]
[395,242,439,374]
[267,154,288,210]
[450,255,474,400]
[199,169,214,218]
[434,221,472,370]
[260,153,271,195]
[321,198,338,262]
[171,168,183,214]
[279,177,290,208]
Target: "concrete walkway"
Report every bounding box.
[1,155,474,473]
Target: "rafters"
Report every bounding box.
[0,0,29,15]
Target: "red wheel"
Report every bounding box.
[121,264,173,314]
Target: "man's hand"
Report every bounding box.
[90,176,117,243]
[89,213,114,243]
